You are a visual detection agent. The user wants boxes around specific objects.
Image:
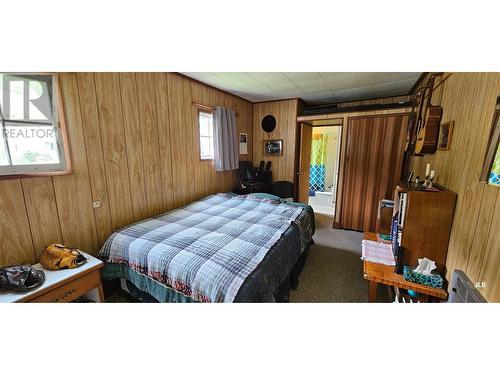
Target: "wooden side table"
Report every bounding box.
[363,232,448,302]
[0,251,104,303]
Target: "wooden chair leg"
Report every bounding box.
[368,281,377,302]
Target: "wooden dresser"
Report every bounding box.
[0,251,104,303]
[394,183,457,275]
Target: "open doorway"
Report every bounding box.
[307,126,341,216]
[297,118,343,218]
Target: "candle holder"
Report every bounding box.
[428,176,434,188]
[423,175,430,188]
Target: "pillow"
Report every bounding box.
[247,193,282,201]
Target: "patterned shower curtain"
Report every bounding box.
[489,143,500,186]
[309,134,328,192]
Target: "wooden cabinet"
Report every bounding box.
[363,232,448,302]
[394,184,457,275]
[0,251,104,303]
[26,268,103,303]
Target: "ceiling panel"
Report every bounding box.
[320,72,358,91]
[331,88,354,101]
[247,72,288,86]
[390,72,422,81]
[356,72,394,86]
[352,86,373,99]
[248,73,302,94]
[283,72,324,90]
[181,72,421,104]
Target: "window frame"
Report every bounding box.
[479,97,500,184]
[198,109,215,161]
[0,73,71,179]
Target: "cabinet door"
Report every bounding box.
[341,114,408,231]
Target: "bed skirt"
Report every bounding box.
[102,240,313,303]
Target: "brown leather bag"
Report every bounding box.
[40,244,87,270]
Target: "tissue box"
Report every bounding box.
[403,265,443,289]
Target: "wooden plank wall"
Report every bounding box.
[0,73,253,266]
[253,99,300,182]
[408,72,500,302]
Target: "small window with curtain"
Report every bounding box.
[199,110,214,160]
[0,73,70,177]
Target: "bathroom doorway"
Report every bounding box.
[307,126,341,216]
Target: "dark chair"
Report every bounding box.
[235,161,272,194]
[237,161,257,185]
[272,181,294,199]
[257,160,272,185]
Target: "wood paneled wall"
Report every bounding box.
[409,72,500,302]
[0,73,253,267]
[253,99,301,182]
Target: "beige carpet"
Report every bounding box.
[290,214,391,302]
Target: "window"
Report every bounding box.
[199,110,214,160]
[480,97,500,186]
[0,73,70,176]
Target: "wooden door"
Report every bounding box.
[340,114,408,232]
[297,123,313,203]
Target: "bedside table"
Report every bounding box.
[363,232,448,302]
[0,251,104,303]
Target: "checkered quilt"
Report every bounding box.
[99,193,304,302]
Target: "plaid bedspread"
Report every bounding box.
[99,193,304,302]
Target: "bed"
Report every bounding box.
[99,192,314,302]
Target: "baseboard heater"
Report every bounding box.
[448,270,487,303]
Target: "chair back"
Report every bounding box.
[272,181,294,199]
[238,161,256,182]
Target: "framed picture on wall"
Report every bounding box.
[239,133,248,155]
[263,139,283,156]
[437,121,454,150]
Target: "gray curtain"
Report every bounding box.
[213,106,238,171]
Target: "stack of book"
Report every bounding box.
[390,214,404,274]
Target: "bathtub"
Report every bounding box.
[312,191,333,206]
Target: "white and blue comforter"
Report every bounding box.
[99,193,305,302]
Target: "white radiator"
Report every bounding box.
[448,270,487,303]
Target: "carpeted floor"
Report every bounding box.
[290,213,391,302]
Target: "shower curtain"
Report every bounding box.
[489,143,500,186]
[309,134,328,192]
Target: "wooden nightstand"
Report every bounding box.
[363,232,448,302]
[0,251,104,303]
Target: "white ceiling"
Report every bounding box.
[181,72,422,105]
